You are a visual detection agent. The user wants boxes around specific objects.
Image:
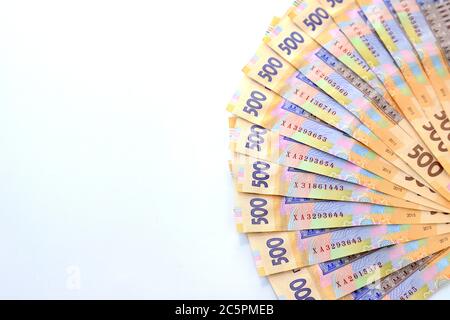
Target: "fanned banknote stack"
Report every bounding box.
[227,0,450,300]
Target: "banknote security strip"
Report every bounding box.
[226,0,450,300]
[381,247,450,299]
[340,252,439,299]
[341,248,450,300]
[417,0,450,63]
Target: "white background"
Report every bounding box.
[0,0,448,299]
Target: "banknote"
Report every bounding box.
[242,43,419,177]
[227,77,450,208]
[234,192,450,233]
[225,0,450,302]
[267,233,450,299]
[289,0,426,137]
[227,76,410,177]
[289,0,389,99]
[262,15,450,184]
[289,0,423,142]
[291,0,450,169]
[389,0,450,118]
[340,252,438,299]
[313,0,427,143]
[265,19,422,149]
[356,0,450,171]
[242,43,450,200]
[382,247,450,299]
[230,153,444,210]
[266,14,431,152]
[248,223,450,276]
[417,0,450,64]
[230,116,450,211]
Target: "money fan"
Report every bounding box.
[227,0,450,300]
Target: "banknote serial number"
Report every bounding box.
[336,262,383,288]
[398,0,423,38]
[293,89,338,116]
[349,23,379,58]
[280,120,328,142]
[309,65,349,97]
[378,15,400,44]
[293,182,344,191]
[285,151,335,168]
[293,212,344,221]
[312,237,362,254]
[331,39,371,74]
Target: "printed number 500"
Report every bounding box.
[407,144,443,177]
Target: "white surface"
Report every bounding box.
[0,0,448,299]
